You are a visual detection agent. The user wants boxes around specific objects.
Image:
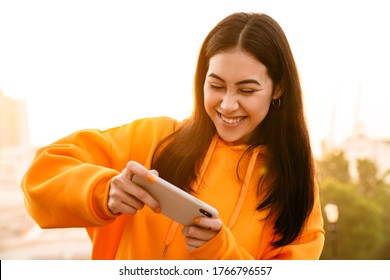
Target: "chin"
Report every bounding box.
[219,134,245,145]
[219,131,254,145]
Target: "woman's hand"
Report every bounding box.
[182,217,223,251]
[108,161,160,215]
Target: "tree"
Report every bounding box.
[356,158,380,197]
[317,151,350,183]
[318,153,390,259]
[319,178,385,259]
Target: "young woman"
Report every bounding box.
[21,12,325,259]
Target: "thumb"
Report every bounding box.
[149,169,159,177]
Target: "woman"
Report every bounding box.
[21,12,324,259]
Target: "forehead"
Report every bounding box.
[207,49,268,80]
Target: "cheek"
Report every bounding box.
[245,98,271,120]
[204,91,218,110]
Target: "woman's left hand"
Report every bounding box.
[181,217,223,251]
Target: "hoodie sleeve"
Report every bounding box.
[261,183,325,260]
[21,117,180,229]
[189,183,325,260]
[188,225,256,259]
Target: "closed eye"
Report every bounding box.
[209,84,224,90]
[238,89,257,95]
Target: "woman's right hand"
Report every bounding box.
[108,161,160,215]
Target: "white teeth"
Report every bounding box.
[220,114,244,124]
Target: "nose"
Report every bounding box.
[220,91,239,113]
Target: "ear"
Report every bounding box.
[272,85,283,99]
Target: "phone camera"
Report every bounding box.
[199,209,212,218]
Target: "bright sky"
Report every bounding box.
[1,0,390,156]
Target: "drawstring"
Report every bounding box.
[162,135,259,257]
[162,221,180,257]
[227,147,259,229]
[163,135,218,257]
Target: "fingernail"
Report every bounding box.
[193,217,199,224]
[146,173,156,183]
[155,207,161,214]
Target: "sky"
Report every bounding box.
[1,0,390,156]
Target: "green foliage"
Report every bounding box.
[319,178,384,259]
[317,152,390,259]
[317,150,350,183]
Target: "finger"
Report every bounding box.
[109,172,159,214]
[124,161,151,180]
[122,161,161,212]
[120,192,145,211]
[193,217,223,231]
[182,225,216,241]
[186,245,197,251]
[110,201,141,215]
[184,236,208,249]
[149,169,159,176]
[129,183,160,212]
[108,175,144,214]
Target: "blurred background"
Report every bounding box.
[1,0,389,259]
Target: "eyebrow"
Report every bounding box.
[207,73,261,86]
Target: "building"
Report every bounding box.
[0,89,29,148]
[340,133,390,182]
[321,85,390,182]
[0,90,91,259]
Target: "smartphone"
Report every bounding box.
[132,174,218,226]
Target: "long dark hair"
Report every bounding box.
[152,12,315,247]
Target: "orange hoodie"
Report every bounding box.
[21,117,324,259]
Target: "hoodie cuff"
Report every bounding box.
[188,225,235,260]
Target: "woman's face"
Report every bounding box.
[204,48,281,144]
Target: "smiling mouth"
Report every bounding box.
[218,112,246,124]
